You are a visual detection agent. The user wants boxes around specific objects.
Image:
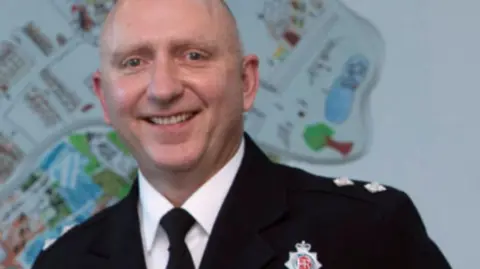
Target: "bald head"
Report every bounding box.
[99,0,243,69]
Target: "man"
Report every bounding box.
[31,0,452,268]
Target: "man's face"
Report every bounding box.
[93,0,259,172]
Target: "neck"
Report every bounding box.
[140,133,243,207]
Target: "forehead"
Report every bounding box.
[104,0,228,53]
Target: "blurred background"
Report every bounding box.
[0,0,478,268]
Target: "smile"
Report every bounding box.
[146,112,196,125]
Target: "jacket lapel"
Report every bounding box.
[82,134,286,269]
[84,180,147,269]
[199,134,287,269]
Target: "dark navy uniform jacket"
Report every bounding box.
[32,134,452,269]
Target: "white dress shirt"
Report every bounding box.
[137,138,245,269]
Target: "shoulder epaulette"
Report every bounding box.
[333,176,387,194]
[322,175,402,206]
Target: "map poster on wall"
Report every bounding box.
[0,1,129,268]
[0,0,384,267]
[229,0,385,164]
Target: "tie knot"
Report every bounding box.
[160,208,195,246]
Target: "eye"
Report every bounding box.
[186,51,204,61]
[122,58,143,68]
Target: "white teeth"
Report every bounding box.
[149,113,193,125]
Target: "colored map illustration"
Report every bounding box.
[0,122,136,268]
[0,1,124,268]
[229,0,385,163]
[0,0,383,267]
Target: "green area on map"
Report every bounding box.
[68,134,101,174]
[303,123,334,151]
[107,131,130,155]
[92,169,130,198]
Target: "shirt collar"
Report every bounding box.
[138,170,174,252]
[138,138,245,252]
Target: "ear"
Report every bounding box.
[92,70,111,124]
[241,54,260,112]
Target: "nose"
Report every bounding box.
[147,58,184,104]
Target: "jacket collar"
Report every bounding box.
[199,134,287,269]
[86,133,287,269]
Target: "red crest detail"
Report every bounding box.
[296,255,312,269]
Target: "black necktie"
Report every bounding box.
[160,208,196,269]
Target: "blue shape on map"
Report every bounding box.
[325,82,355,124]
[344,55,369,83]
[40,142,68,170]
[75,210,93,224]
[56,173,103,212]
[325,54,369,124]
[41,143,104,212]
[18,237,45,268]
[75,200,98,221]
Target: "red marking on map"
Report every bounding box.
[325,137,353,157]
[304,123,354,157]
[71,5,95,31]
[81,103,94,112]
[283,31,300,46]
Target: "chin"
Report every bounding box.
[155,157,199,172]
[146,144,203,172]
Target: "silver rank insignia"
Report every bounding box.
[285,241,322,269]
[364,182,387,193]
[334,177,354,187]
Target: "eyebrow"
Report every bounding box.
[109,44,155,66]
[108,37,221,65]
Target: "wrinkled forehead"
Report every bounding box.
[100,0,233,56]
